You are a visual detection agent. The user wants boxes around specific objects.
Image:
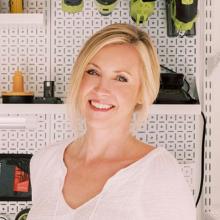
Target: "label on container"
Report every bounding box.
[13,166,29,192]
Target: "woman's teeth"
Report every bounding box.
[90,100,114,110]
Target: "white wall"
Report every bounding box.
[209,0,220,211]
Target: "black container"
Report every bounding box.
[44,81,54,98]
[2,95,34,104]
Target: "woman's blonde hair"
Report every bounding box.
[66,23,160,135]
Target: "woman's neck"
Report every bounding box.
[72,125,137,163]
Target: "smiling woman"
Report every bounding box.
[66,23,160,134]
[79,43,144,130]
[27,23,196,220]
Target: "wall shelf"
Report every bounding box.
[0,104,201,115]
[0,13,44,25]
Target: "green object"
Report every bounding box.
[130,0,156,25]
[170,0,198,36]
[95,0,118,15]
[15,209,30,220]
[182,0,193,4]
[172,14,196,33]
[17,213,28,220]
[62,0,83,13]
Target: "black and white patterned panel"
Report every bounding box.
[136,114,196,164]
[0,0,49,97]
[51,0,197,98]
[0,201,32,219]
[203,0,212,213]
[50,113,75,142]
[0,113,50,154]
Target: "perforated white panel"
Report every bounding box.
[0,0,201,218]
[0,114,49,154]
[0,0,49,97]
[203,0,213,215]
[51,0,197,98]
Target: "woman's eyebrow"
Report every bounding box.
[115,70,132,76]
[87,62,132,76]
[87,62,101,69]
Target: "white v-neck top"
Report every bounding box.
[27,138,196,220]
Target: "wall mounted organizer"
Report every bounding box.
[0,0,208,218]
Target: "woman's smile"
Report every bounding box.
[88,99,115,112]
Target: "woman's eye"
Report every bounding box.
[116,75,128,82]
[86,69,98,76]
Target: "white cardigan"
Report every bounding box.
[27,138,197,220]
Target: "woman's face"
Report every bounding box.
[79,43,143,128]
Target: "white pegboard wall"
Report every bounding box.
[51,113,75,141]
[51,0,198,98]
[0,0,50,98]
[135,114,196,164]
[0,201,32,218]
[0,114,50,154]
[0,0,198,97]
[203,0,213,214]
[0,0,201,217]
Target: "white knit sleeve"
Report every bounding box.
[140,149,197,220]
[29,149,44,203]
[27,150,45,220]
[29,145,54,203]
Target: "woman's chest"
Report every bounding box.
[62,161,127,210]
[32,165,145,220]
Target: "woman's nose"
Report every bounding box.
[94,77,111,95]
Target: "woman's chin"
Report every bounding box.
[85,118,116,129]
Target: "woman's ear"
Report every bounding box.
[137,84,143,105]
[137,92,143,105]
[135,95,143,112]
[137,98,143,105]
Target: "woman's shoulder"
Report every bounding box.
[129,141,181,177]
[145,146,182,175]
[140,147,196,219]
[142,146,191,190]
[30,137,74,173]
[133,142,184,182]
[133,141,175,168]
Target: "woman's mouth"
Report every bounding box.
[89,100,115,112]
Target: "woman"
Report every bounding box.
[27,23,196,220]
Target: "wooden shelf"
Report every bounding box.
[0,104,201,115]
[0,13,44,25]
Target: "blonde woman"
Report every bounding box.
[27,23,196,220]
